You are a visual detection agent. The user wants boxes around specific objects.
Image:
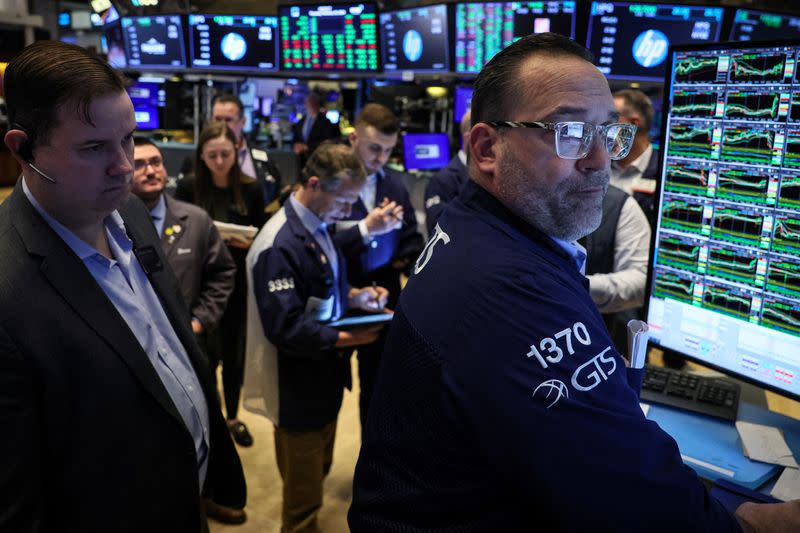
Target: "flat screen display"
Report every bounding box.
[380,4,449,73]
[586,2,724,82]
[454,86,474,123]
[189,14,279,71]
[121,15,187,69]
[646,40,800,401]
[134,104,160,130]
[279,3,379,72]
[729,9,800,43]
[403,132,451,171]
[455,1,576,75]
[105,21,127,68]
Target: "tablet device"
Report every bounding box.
[327,313,394,328]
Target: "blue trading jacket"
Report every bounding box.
[423,154,470,236]
[245,200,351,431]
[349,180,740,532]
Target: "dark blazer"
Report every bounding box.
[424,154,470,236]
[335,167,425,308]
[0,182,246,532]
[245,144,283,205]
[160,194,236,331]
[292,114,339,158]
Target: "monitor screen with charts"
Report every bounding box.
[586,2,724,82]
[645,40,800,401]
[729,9,800,43]
[403,133,451,171]
[188,14,279,71]
[380,4,449,74]
[121,15,187,69]
[278,3,379,72]
[454,1,576,75]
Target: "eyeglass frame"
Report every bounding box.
[482,120,637,161]
[133,156,165,172]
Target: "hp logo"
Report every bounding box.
[403,30,423,63]
[632,29,668,68]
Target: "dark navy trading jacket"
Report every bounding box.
[245,200,351,431]
[349,180,740,532]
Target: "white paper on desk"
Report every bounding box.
[626,319,650,369]
[213,221,258,242]
[771,467,800,502]
[736,421,799,468]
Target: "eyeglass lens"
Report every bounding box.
[134,157,163,171]
[554,122,634,160]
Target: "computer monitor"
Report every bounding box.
[403,132,451,171]
[278,3,379,72]
[454,86,473,124]
[380,4,449,74]
[729,9,800,43]
[188,14,279,72]
[105,21,127,68]
[454,1,576,75]
[586,2,724,82]
[133,104,160,130]
[121,15,187,70]
[645,39,800,402]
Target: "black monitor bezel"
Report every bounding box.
[644,37,800,403]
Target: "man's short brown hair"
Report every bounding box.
[301,142,366,191]
[353,103,399,136]
[4,40,128,157]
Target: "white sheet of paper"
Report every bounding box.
[213,221,258,242]
[772,467,800,502]
[640,403,650,416]
[736,421,799,468]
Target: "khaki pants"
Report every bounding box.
[274,421,337,533]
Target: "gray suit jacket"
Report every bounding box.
[160,195,236,331]
[0,182,246,532]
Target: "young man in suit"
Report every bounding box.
[0,41,246,531]
[212,93,283,206]
[292,92,339,165]
[336,103,425,432]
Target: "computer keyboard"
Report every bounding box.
[640,365,741,421]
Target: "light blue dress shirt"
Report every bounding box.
[150,193,167,237]
[23,179,210,486]
[551,236,587,276]
[289,193,342,319]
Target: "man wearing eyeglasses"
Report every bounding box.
[132,138,236,339]
[350,33,800,532]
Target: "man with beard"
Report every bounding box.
[349,33,800,532]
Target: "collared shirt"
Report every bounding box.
[238,142,257,179]
[610,144,653,195]
[289,193,341,318]
[457,149,467,168]
[361,171,379,212]
[149,193,167,237]
[586,196,651,313]
[23,178,210,486]
[550,236,587,275]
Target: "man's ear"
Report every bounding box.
[348,130,358,146]
[469,123,499,178]
[4,129,32,165]
[307,175,321,190]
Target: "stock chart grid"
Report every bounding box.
[651,44,800,395]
